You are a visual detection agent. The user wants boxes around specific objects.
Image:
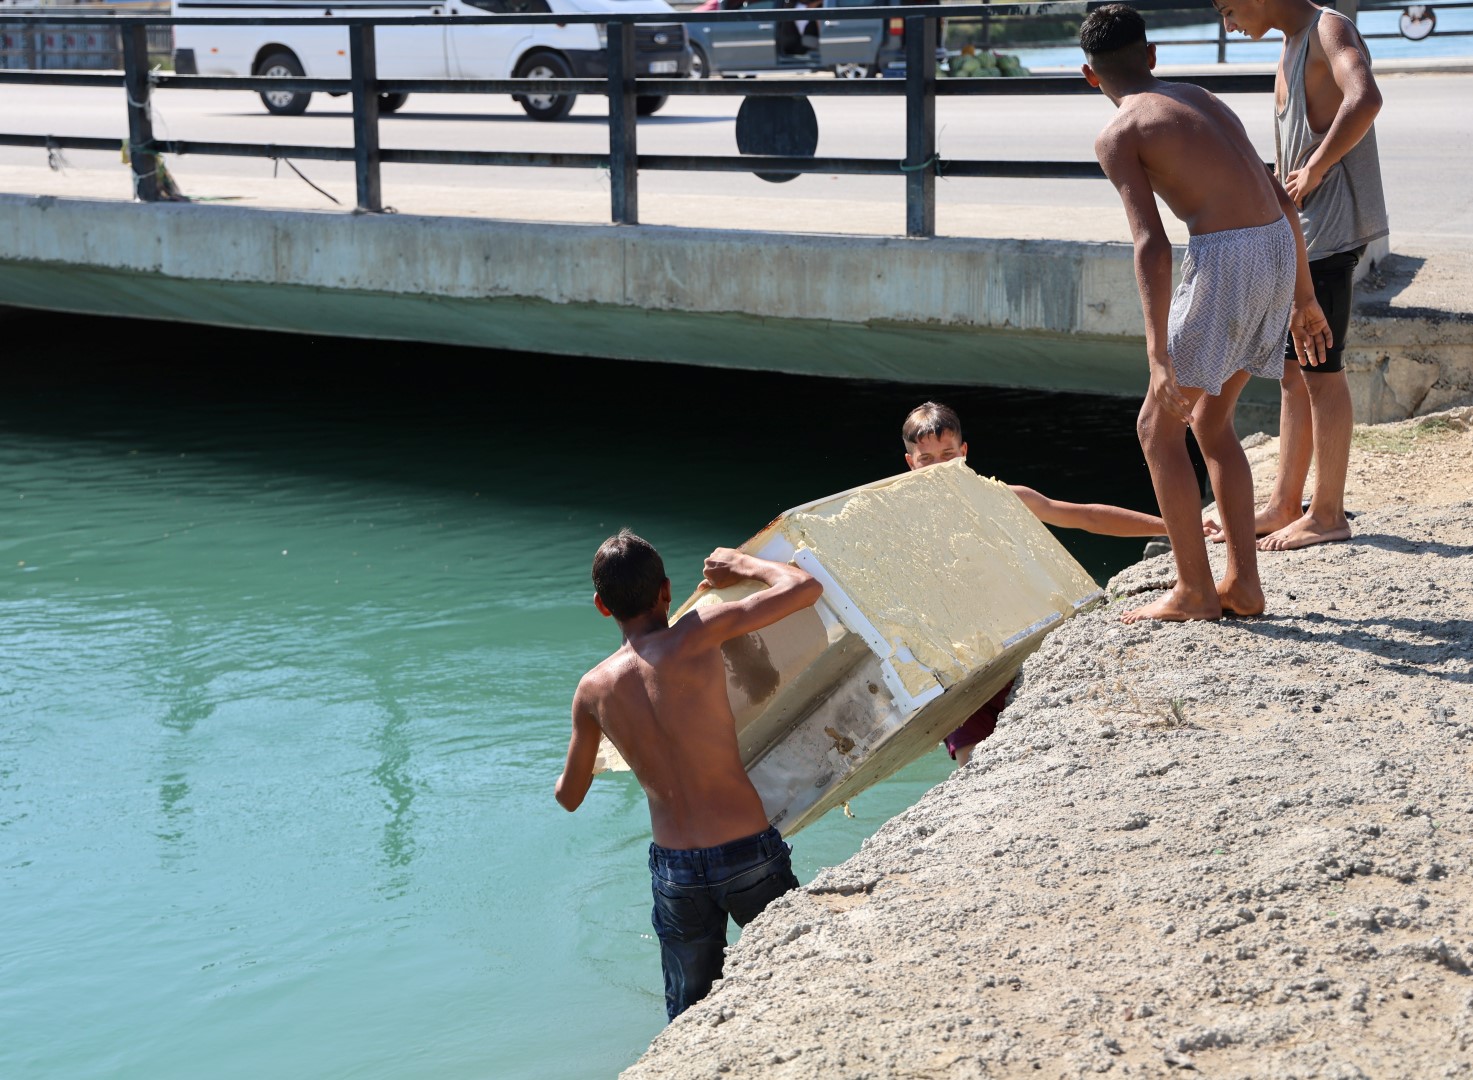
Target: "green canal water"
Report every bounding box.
[1,310,1161,1079]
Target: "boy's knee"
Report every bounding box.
[1136,404,1175,450]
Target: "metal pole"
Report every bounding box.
[121,23,157,202]
[349,22,382,213]
[607,20,638,225]
[904,15,936,239]
[1216,19,1227,64]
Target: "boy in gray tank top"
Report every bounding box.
[1211,0,1388,551]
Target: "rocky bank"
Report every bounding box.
[623,410,1473,1079]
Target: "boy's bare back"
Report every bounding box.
[575,620,769,850]
[1095,80,1283,236]
[558,545,821,850]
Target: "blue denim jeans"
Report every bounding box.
[648,825,798,1021]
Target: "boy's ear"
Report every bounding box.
[959,441,969,460]
[593,592,614,618]
[659,579,672,607]
[1147,42,1157,70]
[904,452,919,472]
[1081,62,1101,88]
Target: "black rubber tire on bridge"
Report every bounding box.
[636,95,667,117]
[379,93,410,114]
[257,51,311,116]
[514,52,576,122]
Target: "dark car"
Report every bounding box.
[687,0,932,80]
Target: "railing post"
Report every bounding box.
[121,22,158,202]
[1216,19,1227,64]
[607,20,638,225]
[904,15,936,239]
[348,22,383,213]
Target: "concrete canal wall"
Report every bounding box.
[0,192,1467,423]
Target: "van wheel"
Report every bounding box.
[379,92,409,114]
[636,95,667,117]
[514,53,576,122]
[832,62,872,79]
[257,51,311,116]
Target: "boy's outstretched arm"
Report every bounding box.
[685,549,822,646]
[1096,126,1189,426]
[1010,485,1166,536]
[555,681,601,812]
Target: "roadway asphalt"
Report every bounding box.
[1,59,1469,314]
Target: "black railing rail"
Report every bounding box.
[0,1,1284,231]
[927,0,1473,63]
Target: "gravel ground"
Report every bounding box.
[623,409,1473,1079]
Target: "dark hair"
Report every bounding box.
[901,401,963,448]
[1079,3,1148,66]
[591,529,667,621]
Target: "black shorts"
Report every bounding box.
[1284,245,1365,374]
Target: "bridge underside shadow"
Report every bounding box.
[4,194,1462,426]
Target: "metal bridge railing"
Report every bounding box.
[0,1,1284,236]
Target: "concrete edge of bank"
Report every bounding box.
[1,193,1469,423]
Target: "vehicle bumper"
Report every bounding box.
[564,30,691,80]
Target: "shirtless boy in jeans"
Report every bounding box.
[1081,3,1330,622]
[555,530,822,1021]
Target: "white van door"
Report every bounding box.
[365,0,452,80]
[444,0,539,79]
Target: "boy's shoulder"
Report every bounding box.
[1315,6,1375,59]
[578,645,632,696]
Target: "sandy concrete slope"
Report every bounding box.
[623,409,1473,1080]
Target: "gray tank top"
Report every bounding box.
[1275,8,1389,259]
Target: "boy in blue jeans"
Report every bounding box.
[556,530,822,1020]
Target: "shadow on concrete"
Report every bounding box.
[1356,252,1473,322]
[1234,611,1473,684]
[1357,252,1427,313]
[1345,529,1473,561]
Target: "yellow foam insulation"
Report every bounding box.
[769,460,1098,687]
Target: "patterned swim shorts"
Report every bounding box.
[1167,215,1295,395]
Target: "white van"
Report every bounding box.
[171,0,690,121]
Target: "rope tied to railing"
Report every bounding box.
[121,139,186,201]
[270,150,343,206]
[44,135,70,173]
[125,86,152,124]
[899,154,942,175]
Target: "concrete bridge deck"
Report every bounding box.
[1,59,1469,426]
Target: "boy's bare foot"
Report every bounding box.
[1217,581,1265,617]
[1258,514,1352,551]
[1204,505,1299,544]
[1121,589,1223,624]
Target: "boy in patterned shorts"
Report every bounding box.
[1081,3,1329,622]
